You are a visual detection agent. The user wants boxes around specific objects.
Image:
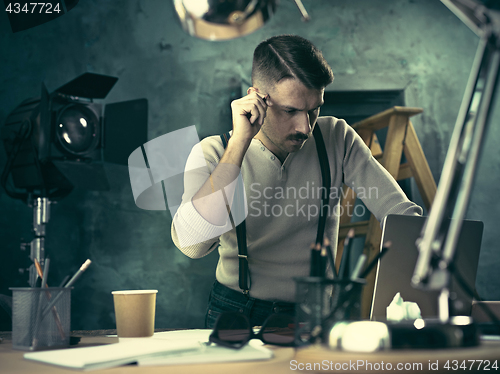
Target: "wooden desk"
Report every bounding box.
[294,340,500,373]
[0,330,296,374]
[1,331,499,374]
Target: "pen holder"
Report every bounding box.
[10,287,72,351]
[293,277,365,346]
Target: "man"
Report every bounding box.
[172,35,422,328]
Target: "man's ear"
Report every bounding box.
[247,86,260,95]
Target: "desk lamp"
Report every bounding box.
[325,0,500,352]
[411,0,500,346]
[173,0,310,41]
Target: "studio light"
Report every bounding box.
[55,104,100,157]
[1,72,148,286]
[1,73,120,198]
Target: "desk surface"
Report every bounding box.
[295,340,500,373]
[0,331,296,374]
[1,331,499,374]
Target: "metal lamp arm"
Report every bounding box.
[413,4,500,294]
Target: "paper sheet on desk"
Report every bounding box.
[24,336,201,370]
[138,329,274,366]
[23,329,273,370]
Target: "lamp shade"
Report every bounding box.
[173,0,278,40]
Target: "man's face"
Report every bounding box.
[254,78,324,161]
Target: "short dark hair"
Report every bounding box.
[252,35,334,91]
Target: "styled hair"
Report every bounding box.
[251,35,334,91]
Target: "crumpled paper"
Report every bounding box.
[386,292,421,321]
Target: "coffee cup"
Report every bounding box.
[112,290,158,338]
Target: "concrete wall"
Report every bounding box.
[0,0,498,330]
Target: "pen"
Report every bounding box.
[64,259,92,288]
[338,228,355,280]
[359,242,391,279]
[58,275,70,288]
[33,258,66,340]
[41,259,92,320]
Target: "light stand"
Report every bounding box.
[22,197,51,287]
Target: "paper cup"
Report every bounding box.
[112,290,158,337]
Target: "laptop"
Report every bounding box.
[370,214,484,321]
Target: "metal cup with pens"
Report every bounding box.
[294,228,389,346]
[294,277,365,345]
[9,258,92,350]
[10,287,72,350]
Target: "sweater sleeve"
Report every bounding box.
[170,138,232,259]
[334,119,423,223]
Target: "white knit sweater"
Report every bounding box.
[171,117,422,302]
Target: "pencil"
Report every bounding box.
[33,259,66,340]
[33,258,50,345]
[338,228,355,280]
[350,254,367,280]
[359,241,392,279]
[309,244,321,277]
[323,238,337,279]
[64,259,92,288]
[58,275,70,288]
[41,259,92,320]
[34,258,43,282]
[319,244,328,277]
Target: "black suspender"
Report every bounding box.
[220,132,250,294]
[220,125,331,294]
[312,125,331,244]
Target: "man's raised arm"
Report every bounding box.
[172,90,268,253]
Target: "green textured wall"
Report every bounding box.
[0,0,499,330]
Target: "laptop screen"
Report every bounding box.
[370,214,483,321]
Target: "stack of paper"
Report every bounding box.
[139,330,273,366]
[23,329,273,370]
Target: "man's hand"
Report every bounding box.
[189,91,270,225]
[230,91,269,145]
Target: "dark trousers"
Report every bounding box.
[204,280,296,328]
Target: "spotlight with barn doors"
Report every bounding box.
[1,72,148,286]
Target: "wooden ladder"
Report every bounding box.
[336,106,437,318]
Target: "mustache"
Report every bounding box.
[288,133,310,142]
